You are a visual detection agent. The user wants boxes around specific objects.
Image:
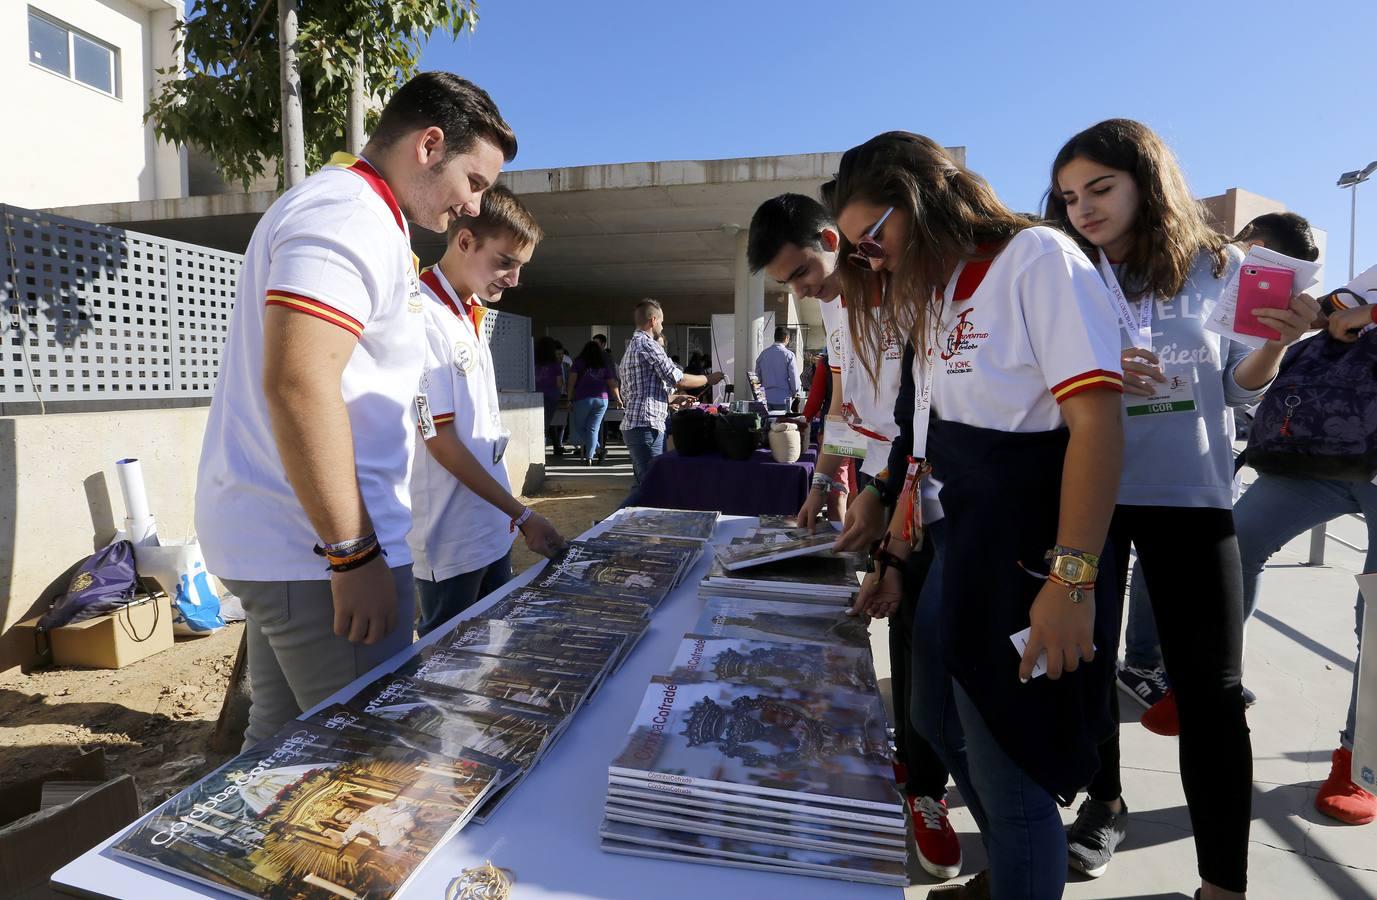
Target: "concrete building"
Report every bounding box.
[1202,186,1329,286]
[4,0,187,208]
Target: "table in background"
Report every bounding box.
[52,515,899,900]
[635,448,816,516]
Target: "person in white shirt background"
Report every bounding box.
[410,185,566,637]
[195,72,517,749]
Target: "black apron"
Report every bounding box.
[927,418,1118,805]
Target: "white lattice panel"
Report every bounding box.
[168,240,238,394]
[485,308,533,392]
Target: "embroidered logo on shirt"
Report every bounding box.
[406,268,423,313]
[939,307,990,373]
[452,338,477,376]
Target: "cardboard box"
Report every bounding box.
[19,593,173,670]
[0,750,140,900]
[1354,575,1377,792]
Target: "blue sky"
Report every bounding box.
[420,0,1377,291]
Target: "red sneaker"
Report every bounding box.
[1141,689,1181,737]
[893,760,909,787]
[1316,747,1377,825]
[909,795,962,880]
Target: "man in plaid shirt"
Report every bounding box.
[619,299,723,496]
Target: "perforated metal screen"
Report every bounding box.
[1,204,534,405]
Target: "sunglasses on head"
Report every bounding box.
[848,207,895,270]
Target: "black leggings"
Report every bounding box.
[1088,505,1251,892]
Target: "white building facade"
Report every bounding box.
[3,0,187,208]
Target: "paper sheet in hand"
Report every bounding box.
[1205,246,1322,349]
[1353,574,1377,793]
[1009,627,1096,679]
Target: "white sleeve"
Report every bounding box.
[1016,248,1125,403]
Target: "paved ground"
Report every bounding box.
[876,501,1375,899]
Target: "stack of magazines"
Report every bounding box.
[601,674,907,886]
[114,508,718,897]
[700,530,863,607]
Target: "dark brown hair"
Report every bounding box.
[448,184,543,247]
[831,131,1036,376]
[1044,118,1227,299]
[371,71,517,163]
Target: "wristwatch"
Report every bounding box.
[1045,545,1099,584]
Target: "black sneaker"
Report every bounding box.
[1067,798,1128,879]
[1116,664,1169,710]
[1241,685,1257,708]
[927,870,989,898]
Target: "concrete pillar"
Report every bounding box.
[149,3,188,199]
[732,229,765,398]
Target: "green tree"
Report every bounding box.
[149,0,479,190]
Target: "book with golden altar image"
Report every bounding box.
[664,634,878,694]
[112,720,501,900]
[533,540,683,607]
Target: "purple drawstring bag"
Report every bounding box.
[38,540,141,631]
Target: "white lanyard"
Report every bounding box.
[431,269,502,431]
[911,261,965,459]
[1097,249,1153,349]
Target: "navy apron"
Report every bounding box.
[927,418,1118,805]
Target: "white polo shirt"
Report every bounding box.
[916,226,1122,441]
[196,153,424,581]
[817,292,903,476]
[408,266,515,582]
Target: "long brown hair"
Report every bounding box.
[1044,118,1227,299]
[831,132,1036,378]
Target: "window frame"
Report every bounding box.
[27,7,121,99]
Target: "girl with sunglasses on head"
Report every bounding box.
[834,131,1125,899]
[1046,118,1318,900]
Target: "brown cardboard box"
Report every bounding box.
[18,594,173,670]
[0,750,140,900]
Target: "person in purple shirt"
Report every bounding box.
[754,325,801,411]
[534,335,567,455]
[566,340,623,464]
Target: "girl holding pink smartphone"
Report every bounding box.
[1045,119,1317,900]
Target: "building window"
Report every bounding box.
[28,8,119,97]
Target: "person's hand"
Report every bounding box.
[1327,304,1375,343]
[833,486,886,552]
[520,512,567,558]
[1121,347,1165,397]
[668,393,695,411]
[707,371,726,385]
[1018,580,1095,682]
[1254,293,1321,347]
[850,566,901,619]
[331,554,399,644]
[796,488,826,533]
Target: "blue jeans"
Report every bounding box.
[415,551,512,637]
[954,680,1068,900]
[622,425,664,507]
[1123,560,1163,670]
[570,397,609,460]
[1233,473,1371,748]
[906,519,988,833]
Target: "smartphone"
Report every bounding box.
[1235,265,1295,341]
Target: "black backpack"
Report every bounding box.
[1246,330,1377,482]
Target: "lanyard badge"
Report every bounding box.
[1097,250,1153,349]
[899,456,931,547]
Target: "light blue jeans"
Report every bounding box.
[570,396,609,460]
[1125,473,1368,747]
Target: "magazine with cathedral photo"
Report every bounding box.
[112,721,501,900]
[664,634,878,694]
[437,617,626,685]
[533,540,682,607]
[572,533,703,586]
[598,818,907,887]
[694,597,872,648]
[713,530,841,572]
[608,677,900,812]
[482,593,651,671]
[491,585,651,621]
[700,552,861,604]
[604,506,719,542]
[392,643,593,718]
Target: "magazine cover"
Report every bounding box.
[602,789,907,847]
[608,677,899,811]
[393,643,592,717]
[438,617,626,680]
[533,541,682,607]
[605,506,718,542]
[666,634,877,693]
[605,774,905,830]
[492,585,651,620]
[714,531,840,572]
[481,600,650,671]
[700,554,861,603]
[112,721,500,900]
[695,597,872,648]
[572,534,702,586]
[602,803,907,861]
[598,818,907,886]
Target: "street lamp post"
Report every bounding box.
[1308,159,1377,566]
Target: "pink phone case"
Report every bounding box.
[1235,265,1295,340]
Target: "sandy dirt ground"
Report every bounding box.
[0,482,623,812]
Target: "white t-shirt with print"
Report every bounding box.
[915,226,1123,445]
[817,295,903,476]
[196,154,424,581]
[408,267,515,582]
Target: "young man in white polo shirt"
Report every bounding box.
[411,186,565,635]
[195,72,517,749]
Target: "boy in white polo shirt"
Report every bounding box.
[411,186,565,635]
[196,73,517,749]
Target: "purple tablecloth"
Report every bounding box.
[635,448,817,516]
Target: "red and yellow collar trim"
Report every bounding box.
[328,152,407,237]
[420,267,486,332]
